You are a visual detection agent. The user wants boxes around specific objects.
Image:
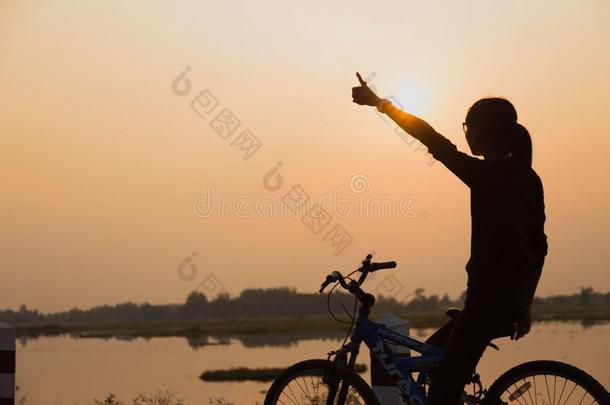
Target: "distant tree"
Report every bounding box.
[440,293,452,308]
[456,290,467,306]
[580,287,594,305]
[184,292,208,318]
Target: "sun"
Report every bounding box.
[388,79,430,117]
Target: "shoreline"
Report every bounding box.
[11,305,610,339]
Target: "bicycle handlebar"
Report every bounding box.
[357,254,396,272]
[369,261,397,272]
[318,254,397,307]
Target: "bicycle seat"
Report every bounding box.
[445,307,462,319]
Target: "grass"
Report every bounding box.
[15,389,188,405]
[16,316,340,338]
[93,390,187,405]
[14,305,610,339]
[200,364,368,382]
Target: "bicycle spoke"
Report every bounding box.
[292,376,311,401]
[495,372,606,405]
[557,377,568,405]
[510,382,529,405]
[301,376,318,402]
[311,375,319,400]
[545,375,552,404]
[576,390,587,405]
[284,382,301,405]
[513,377,535,405]
[279,390,299,405]
[272,370,369,405]
[560,381,578,405]
[524,377,536,405]
[533,375,538,405]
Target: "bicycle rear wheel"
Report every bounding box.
[264,359,380,405]
[485,360,609,404]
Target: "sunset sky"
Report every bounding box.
[2,0,610,312]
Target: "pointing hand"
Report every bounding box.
[351,72,381,107]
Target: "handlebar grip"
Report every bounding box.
[319,281,329,294]
[319,275,334,293]
[370,261,397,272]
[319,272,345,293]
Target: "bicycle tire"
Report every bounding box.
[485,360,610,404]
[264,359,381,405]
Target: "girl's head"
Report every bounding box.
[464,97,532,167]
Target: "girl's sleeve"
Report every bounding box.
[379,100,487,188]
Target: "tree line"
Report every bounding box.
[1,286,609,325]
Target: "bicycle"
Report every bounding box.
[264,254,610,405]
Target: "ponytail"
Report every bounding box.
[466,97,533,167]
[510,123,532,168]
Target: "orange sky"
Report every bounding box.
[2,1,610,312]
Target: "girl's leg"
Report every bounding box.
[427,309,491,405]
[425,318,456,347]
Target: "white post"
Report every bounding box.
[371,314,410,405]
[0,322,15,405]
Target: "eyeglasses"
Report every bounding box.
[462,122,468,134]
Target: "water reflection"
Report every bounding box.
[187,335,230,349]
[15,319,610,350]
[234,330,345,348]
[14,322,610,405]
[16,320,608,348]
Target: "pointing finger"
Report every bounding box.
[356,72,367,86]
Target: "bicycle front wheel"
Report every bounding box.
[485,360,610,405]
[264,359,380,405]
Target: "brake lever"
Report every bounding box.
[319,279,331,293]
[362,254,373,267]
[319,273,339,293]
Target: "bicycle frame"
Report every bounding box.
[337,306,445,405]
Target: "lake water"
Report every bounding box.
[15,322,610,404]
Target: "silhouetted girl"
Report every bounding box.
[352,73,547,404]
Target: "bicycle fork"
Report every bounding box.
[324,342,361,405]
